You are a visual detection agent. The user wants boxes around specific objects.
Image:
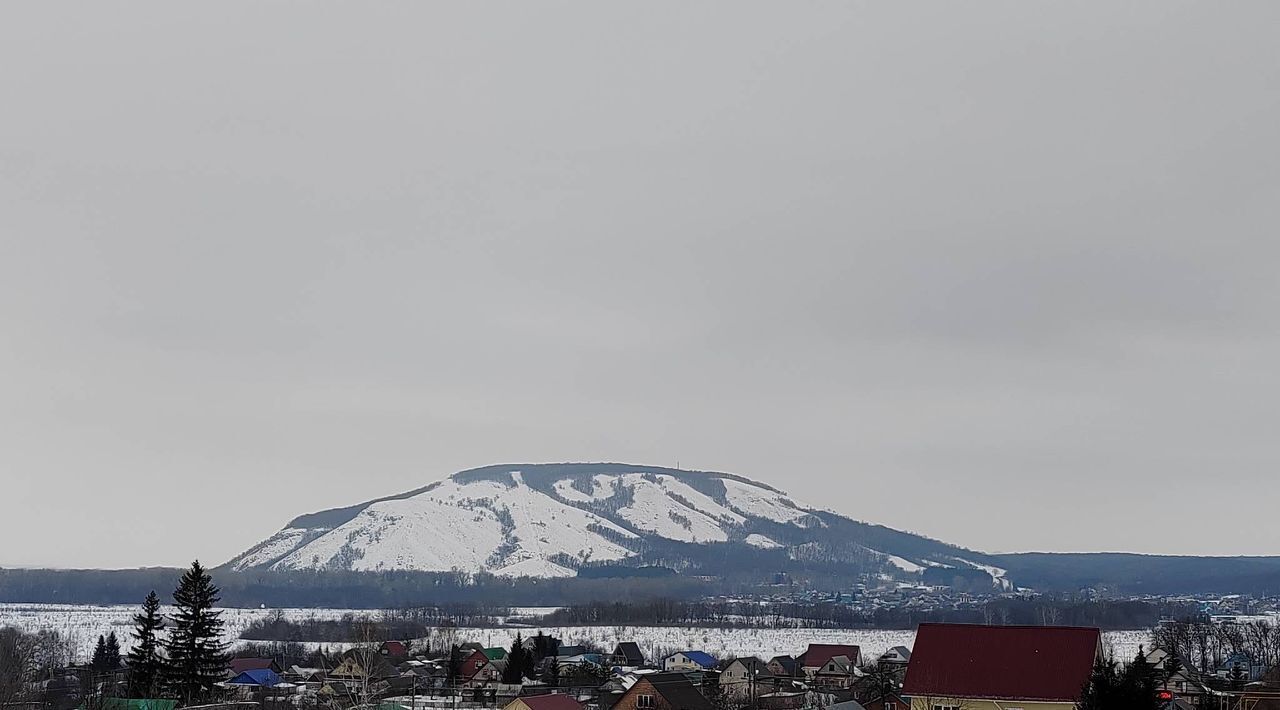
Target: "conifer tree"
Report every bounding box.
[1077,654,1160,710]
[104,632,121,670]
[502,634,526,683]
[447,644,464,687]
[163,561,228,705]
[544,655,561,687]
[1125,648,1158,703]
[127,591,165,698]
[91,635,109,672]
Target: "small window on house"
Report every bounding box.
[638,695,655,709]
[885,703,896,710]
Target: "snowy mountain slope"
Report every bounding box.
[226,463,1007,586]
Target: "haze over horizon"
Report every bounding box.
[3,2,1280,569]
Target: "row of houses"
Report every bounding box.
[227,624,1089,710]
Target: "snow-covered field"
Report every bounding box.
[0,604,361,659]
[0,604,1151,665]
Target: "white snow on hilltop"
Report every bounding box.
[721,478,813,525]
[615,475,738,543]
[231,469,826,577]
[259,477,637,575]
[553,475,616,503]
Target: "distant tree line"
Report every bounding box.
[0,567,719,607]
[871,597,1195,630]
[544,597,1182,630]
[240,604,516,642]
[1152,617,1280,677]
[236,596,1183,642]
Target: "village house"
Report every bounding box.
[767,656,800,679]
[614,642,646,667]
[720,657,771,700]
[662,651,717,672]
[757,689,808,710]
[797,645,862,680]
[811,653,858,690]
[464,657,507,688]
[226,668,284,691]
[286,665,326,685]
[380,640,409,658]
[612,671,715,710]
[458,649,491,678]
[503,694,586,710]
[859,693,907,710]
[878,647,911,666]
[902,623,1102,710]
[330,648,397,682]
[1144,647,1211,700]
[228,657,282,677]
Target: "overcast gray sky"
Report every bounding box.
[2,2,1279,569]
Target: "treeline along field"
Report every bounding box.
[237,598,1192,641]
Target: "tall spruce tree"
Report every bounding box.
[447,644,464,687]
[127,591,166,698]
[164,561,228,705]
[91,635,109,672]
[544,655,561,688]
[502,634,526,683]
[104,632,121,670]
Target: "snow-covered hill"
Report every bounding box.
[226,463,1008,586]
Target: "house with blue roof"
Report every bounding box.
[227,668,283,687]
[662,651,717,672]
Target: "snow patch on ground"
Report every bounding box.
[231,528,318,570]
[951,557,1014,590]
[884,555,924,573]
[721,479,811,525]
[553,475,621,504]
[744,534,783,549]
[617,476,729,543]
[493,556,575,578]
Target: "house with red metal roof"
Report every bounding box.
[901,623,1102,710]
[503,693,585,710]
[798,644,862,679]
[227,657,281,677]
[379,641,408,658]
